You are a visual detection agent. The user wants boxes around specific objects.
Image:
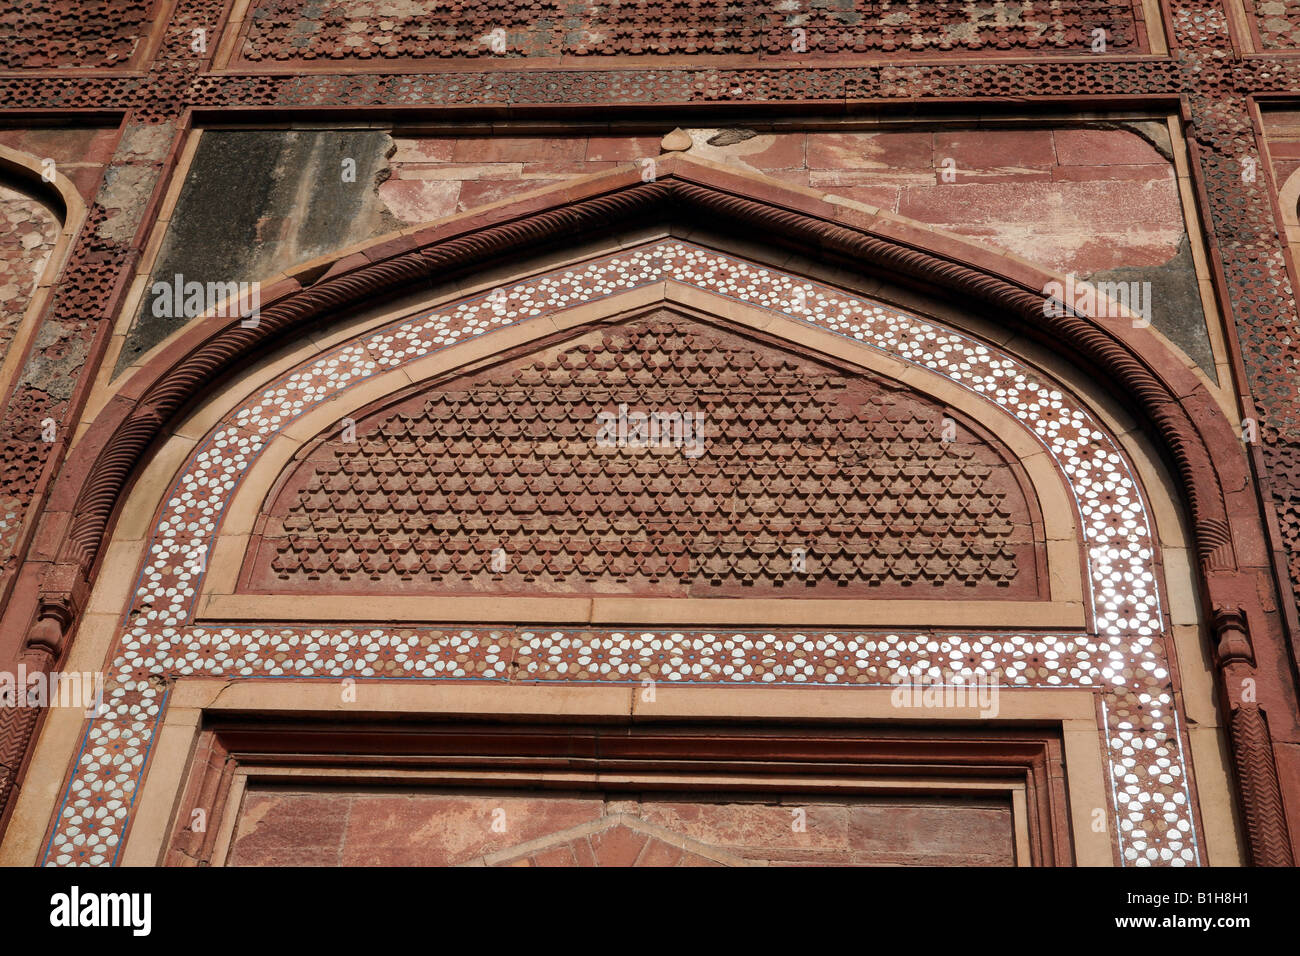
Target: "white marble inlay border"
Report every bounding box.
[42,240,1196,867]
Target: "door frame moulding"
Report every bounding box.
[211,764,1038,867]
[128,681,1110,867]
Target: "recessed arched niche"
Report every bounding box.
[28,228,1240,869]
[206,293,1080,629]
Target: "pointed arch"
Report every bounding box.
[7,154,1293,866]
[0,143,87,403]
[55,157,1237,583]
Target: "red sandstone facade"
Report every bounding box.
[0,1,1297,867]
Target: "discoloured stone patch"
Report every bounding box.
[116,129,401,373]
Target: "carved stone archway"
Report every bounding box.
[3,156,1293,866]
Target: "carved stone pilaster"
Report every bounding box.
[0,563,87,829]
[1229,703,1296,866]
[0,703,41,830]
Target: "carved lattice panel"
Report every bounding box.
[246,313,1045,599]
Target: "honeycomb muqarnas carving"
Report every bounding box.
[247,313,1046,599]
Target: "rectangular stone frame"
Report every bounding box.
[118,682,1115,866]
